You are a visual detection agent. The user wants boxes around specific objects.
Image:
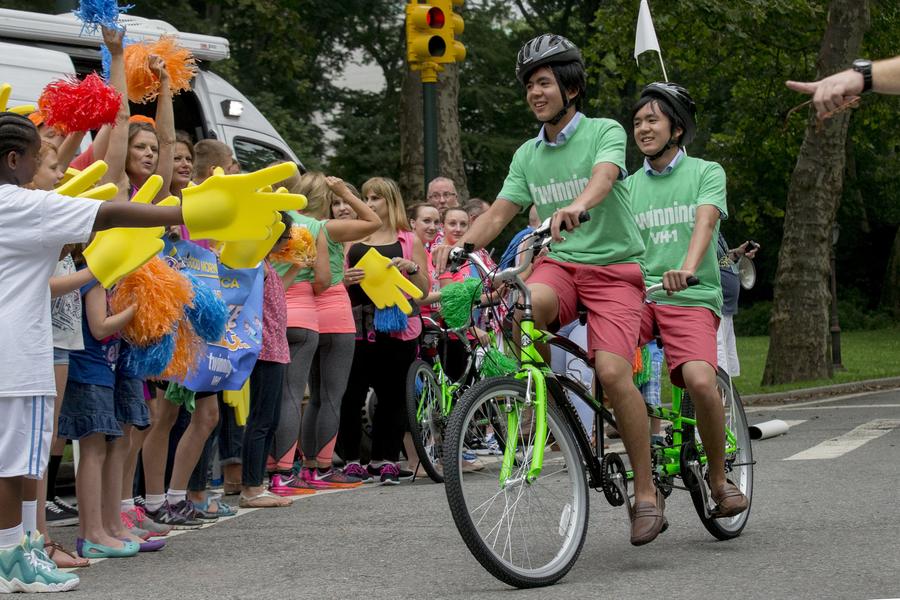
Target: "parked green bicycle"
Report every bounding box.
[441,216,754,589]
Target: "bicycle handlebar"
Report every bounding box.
[645,276,700,296]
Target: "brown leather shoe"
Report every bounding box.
[710,481,749,518]
[630,492,667,546]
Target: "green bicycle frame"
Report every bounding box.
[499,319,551,486]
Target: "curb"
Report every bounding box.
[742,376,900,406]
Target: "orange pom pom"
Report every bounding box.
[152,36,197,96]
[110,257,194,345]
[161,318,203,379]
[270,225,316,265]
[124,42,158,103]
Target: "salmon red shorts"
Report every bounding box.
[527,258,644,362]
[639,302,719,387]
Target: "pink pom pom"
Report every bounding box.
[38,73,121,133]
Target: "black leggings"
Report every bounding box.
[242,360,286,487]
[336,334,418,463]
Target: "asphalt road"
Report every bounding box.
[52,388,900,600]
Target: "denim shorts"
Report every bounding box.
[115,376,150,429]
[53,348,69,366]
[59,381,121,440]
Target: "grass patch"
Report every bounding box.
[735,326,900,395]
[654,326,900,402]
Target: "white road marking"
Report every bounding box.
[763,404,900,412]
[784,419,900,461]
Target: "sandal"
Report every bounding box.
[239,490,293,508]
[194,496,237,518]
[45,540,90,568]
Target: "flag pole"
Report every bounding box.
[658,53,668,82]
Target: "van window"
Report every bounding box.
[233,137,288,172]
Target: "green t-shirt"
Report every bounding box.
[272,211,321,284]
[627,155,728,315]
[498,116,645,266]
[321,226,345,286]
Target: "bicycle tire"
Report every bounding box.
[683,368,754,540]
[405,359,446,483]
[443,376,589,588]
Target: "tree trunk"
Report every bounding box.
[399,64,468,206]
[761,0,869,386]
[881,226,900,317]
[399,66,424,205]
[437,63,470,203]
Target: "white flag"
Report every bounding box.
[634,0,661,61]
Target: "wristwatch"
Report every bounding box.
[852,59,873,93]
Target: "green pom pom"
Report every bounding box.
[440,278,482,329]
[480,348,518,377]
[633,345,652,387]
[165,382,196,413]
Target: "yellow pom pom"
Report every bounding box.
[270,225,316,265]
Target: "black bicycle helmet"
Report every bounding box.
[515,34,583,84]
[638,82,697,147]
[516,34,586,125]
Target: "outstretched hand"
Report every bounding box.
[786,69,863,119]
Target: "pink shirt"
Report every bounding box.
[258,261,289,364]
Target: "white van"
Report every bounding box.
[0,8,304,171]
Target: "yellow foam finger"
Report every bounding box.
[77,183,118,200]
[132,175,163,205]
[55,160,108,197]
[0,84,10,112]
[10,104,35,115]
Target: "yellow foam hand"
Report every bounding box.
[0,83,35,115]
[181,162,307,242]
[82,175,179,288]
[54,161,108,197]
[354,248,424,315]
[218,187,290,269]
[222,380,250,426]
[57,167,79,188]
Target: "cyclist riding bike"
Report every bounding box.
[433,34,662,546]
[627,82,749,521]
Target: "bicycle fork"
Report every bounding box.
[499,366,548,487]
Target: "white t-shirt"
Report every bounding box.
[0,185,101,397]
[51,255,84,351]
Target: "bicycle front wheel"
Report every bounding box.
[443,377,588,589]
[405,359,445,483]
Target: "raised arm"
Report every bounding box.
[98,26,130,196]
[55,131,87,171]
[786,55,900,118]
[321,176,381,242]
[151,57,175,202]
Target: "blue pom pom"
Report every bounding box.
[184,272,228,343]
[127,334,175,378]
[374,305,408,333]
[74,0,133,34]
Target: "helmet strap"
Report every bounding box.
[541,68,578,126]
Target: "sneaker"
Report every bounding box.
[300,466,362,489]
[379,463,400,486]
[0,534,79,593]
[126,507,172,537]
[396,466,415,481]
[473,434,502,456]
[52,496,79,518]
[145,501,202,530]
[343,462,374,483]
[269,473,316,496]
[44,501,78,527]
[120,511,151,540]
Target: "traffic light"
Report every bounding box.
[406,0,465,67]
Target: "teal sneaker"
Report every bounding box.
[0,534,80,593]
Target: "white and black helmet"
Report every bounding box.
[515,33,584,84]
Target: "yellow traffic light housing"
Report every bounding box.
[406,1,465,80]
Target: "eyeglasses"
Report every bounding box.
[428,191,458,200]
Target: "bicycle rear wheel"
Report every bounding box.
[683,368,753,540]
[405,359,445,483]
[443,377,588,588]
